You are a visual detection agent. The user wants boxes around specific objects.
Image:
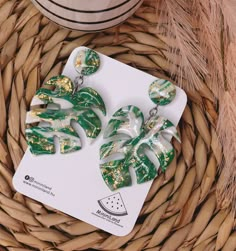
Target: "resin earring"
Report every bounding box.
[26,49,106,155]
[99,79,180,191]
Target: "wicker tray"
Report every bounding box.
[0,1,235,251]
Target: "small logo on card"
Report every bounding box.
[24,175,34,182]
[91,193,127,228]
[98,193,128,216]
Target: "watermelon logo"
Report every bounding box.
[98,193,128,216]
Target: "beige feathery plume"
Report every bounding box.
[150,0,236,214]
[153,0,207,90]
[220,0,236,40]
[191,0,236,97]
[216,3,236,214]
[216,91,236,215]
[192,0,224,97]
[224,43,236,92]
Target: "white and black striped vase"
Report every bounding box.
[31,0,143,31]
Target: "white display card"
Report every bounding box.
[13,47,187,236]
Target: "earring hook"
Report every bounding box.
[73,74,84,95]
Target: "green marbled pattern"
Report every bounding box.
[149,79,176,105]
[74,49,100,76]
[100,105,180,190]
[26,75,106,155]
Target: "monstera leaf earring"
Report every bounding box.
[100,79,180,191]
[26,49,106,155]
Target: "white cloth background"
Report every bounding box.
[32,0,144,31]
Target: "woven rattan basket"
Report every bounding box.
[0,1,235,251]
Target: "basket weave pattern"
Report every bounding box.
[0,1,235,250]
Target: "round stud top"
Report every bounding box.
[149,79,176,106]
[74,49,100,76]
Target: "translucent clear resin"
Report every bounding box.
[149,79,176,105]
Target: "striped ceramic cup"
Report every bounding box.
[32,0,143,31]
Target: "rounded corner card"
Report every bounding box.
[13,46,187,236]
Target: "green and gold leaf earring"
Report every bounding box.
[26,49,106,155]
[99,79,180,191]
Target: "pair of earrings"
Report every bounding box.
[26,49,180,191]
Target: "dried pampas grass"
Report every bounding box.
[216,91,236,212]
[149,0,236,215]
[192,0,223,97]
[152,0,207,90]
